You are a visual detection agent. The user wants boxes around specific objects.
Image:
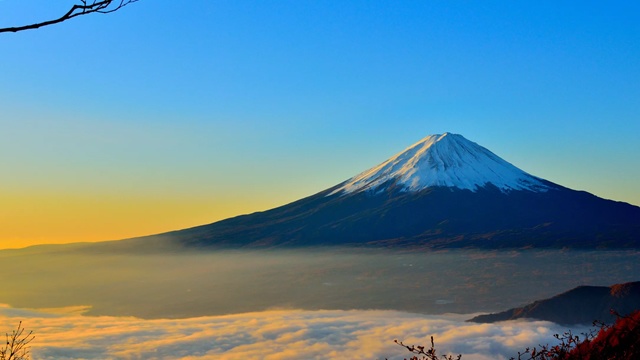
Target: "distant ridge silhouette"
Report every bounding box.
[469,281,640,325]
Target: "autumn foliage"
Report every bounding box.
[396,310,640,360]
[558,310,640,360]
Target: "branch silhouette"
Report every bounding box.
[0,0,139,33]
[0,321,34,360]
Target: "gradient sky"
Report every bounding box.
[1,1,639,249]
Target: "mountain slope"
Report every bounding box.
[107,133,640,250]
[468,281,640,325]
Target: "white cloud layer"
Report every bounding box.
[0,304,585,360]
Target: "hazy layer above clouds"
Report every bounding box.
[0,248,638,319]
[0,305,586,360]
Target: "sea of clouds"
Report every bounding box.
[1,304,585,360]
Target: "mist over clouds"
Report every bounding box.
[0,248,635,358]
[1,305,581,360]
[1,248,639,319]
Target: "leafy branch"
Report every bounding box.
[392,336,461,360]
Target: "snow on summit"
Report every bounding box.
[331,133,549,195]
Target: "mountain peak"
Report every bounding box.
[330,133,550,195]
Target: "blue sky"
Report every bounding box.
[1,1,639,246]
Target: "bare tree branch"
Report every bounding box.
[0,321,34,360]
[0,0,139,34]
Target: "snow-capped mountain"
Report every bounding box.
[102,133,640,251]
[330,133,549,195]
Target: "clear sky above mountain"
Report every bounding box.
[1,1,638,248]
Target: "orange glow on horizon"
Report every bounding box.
[0,191,288,250]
